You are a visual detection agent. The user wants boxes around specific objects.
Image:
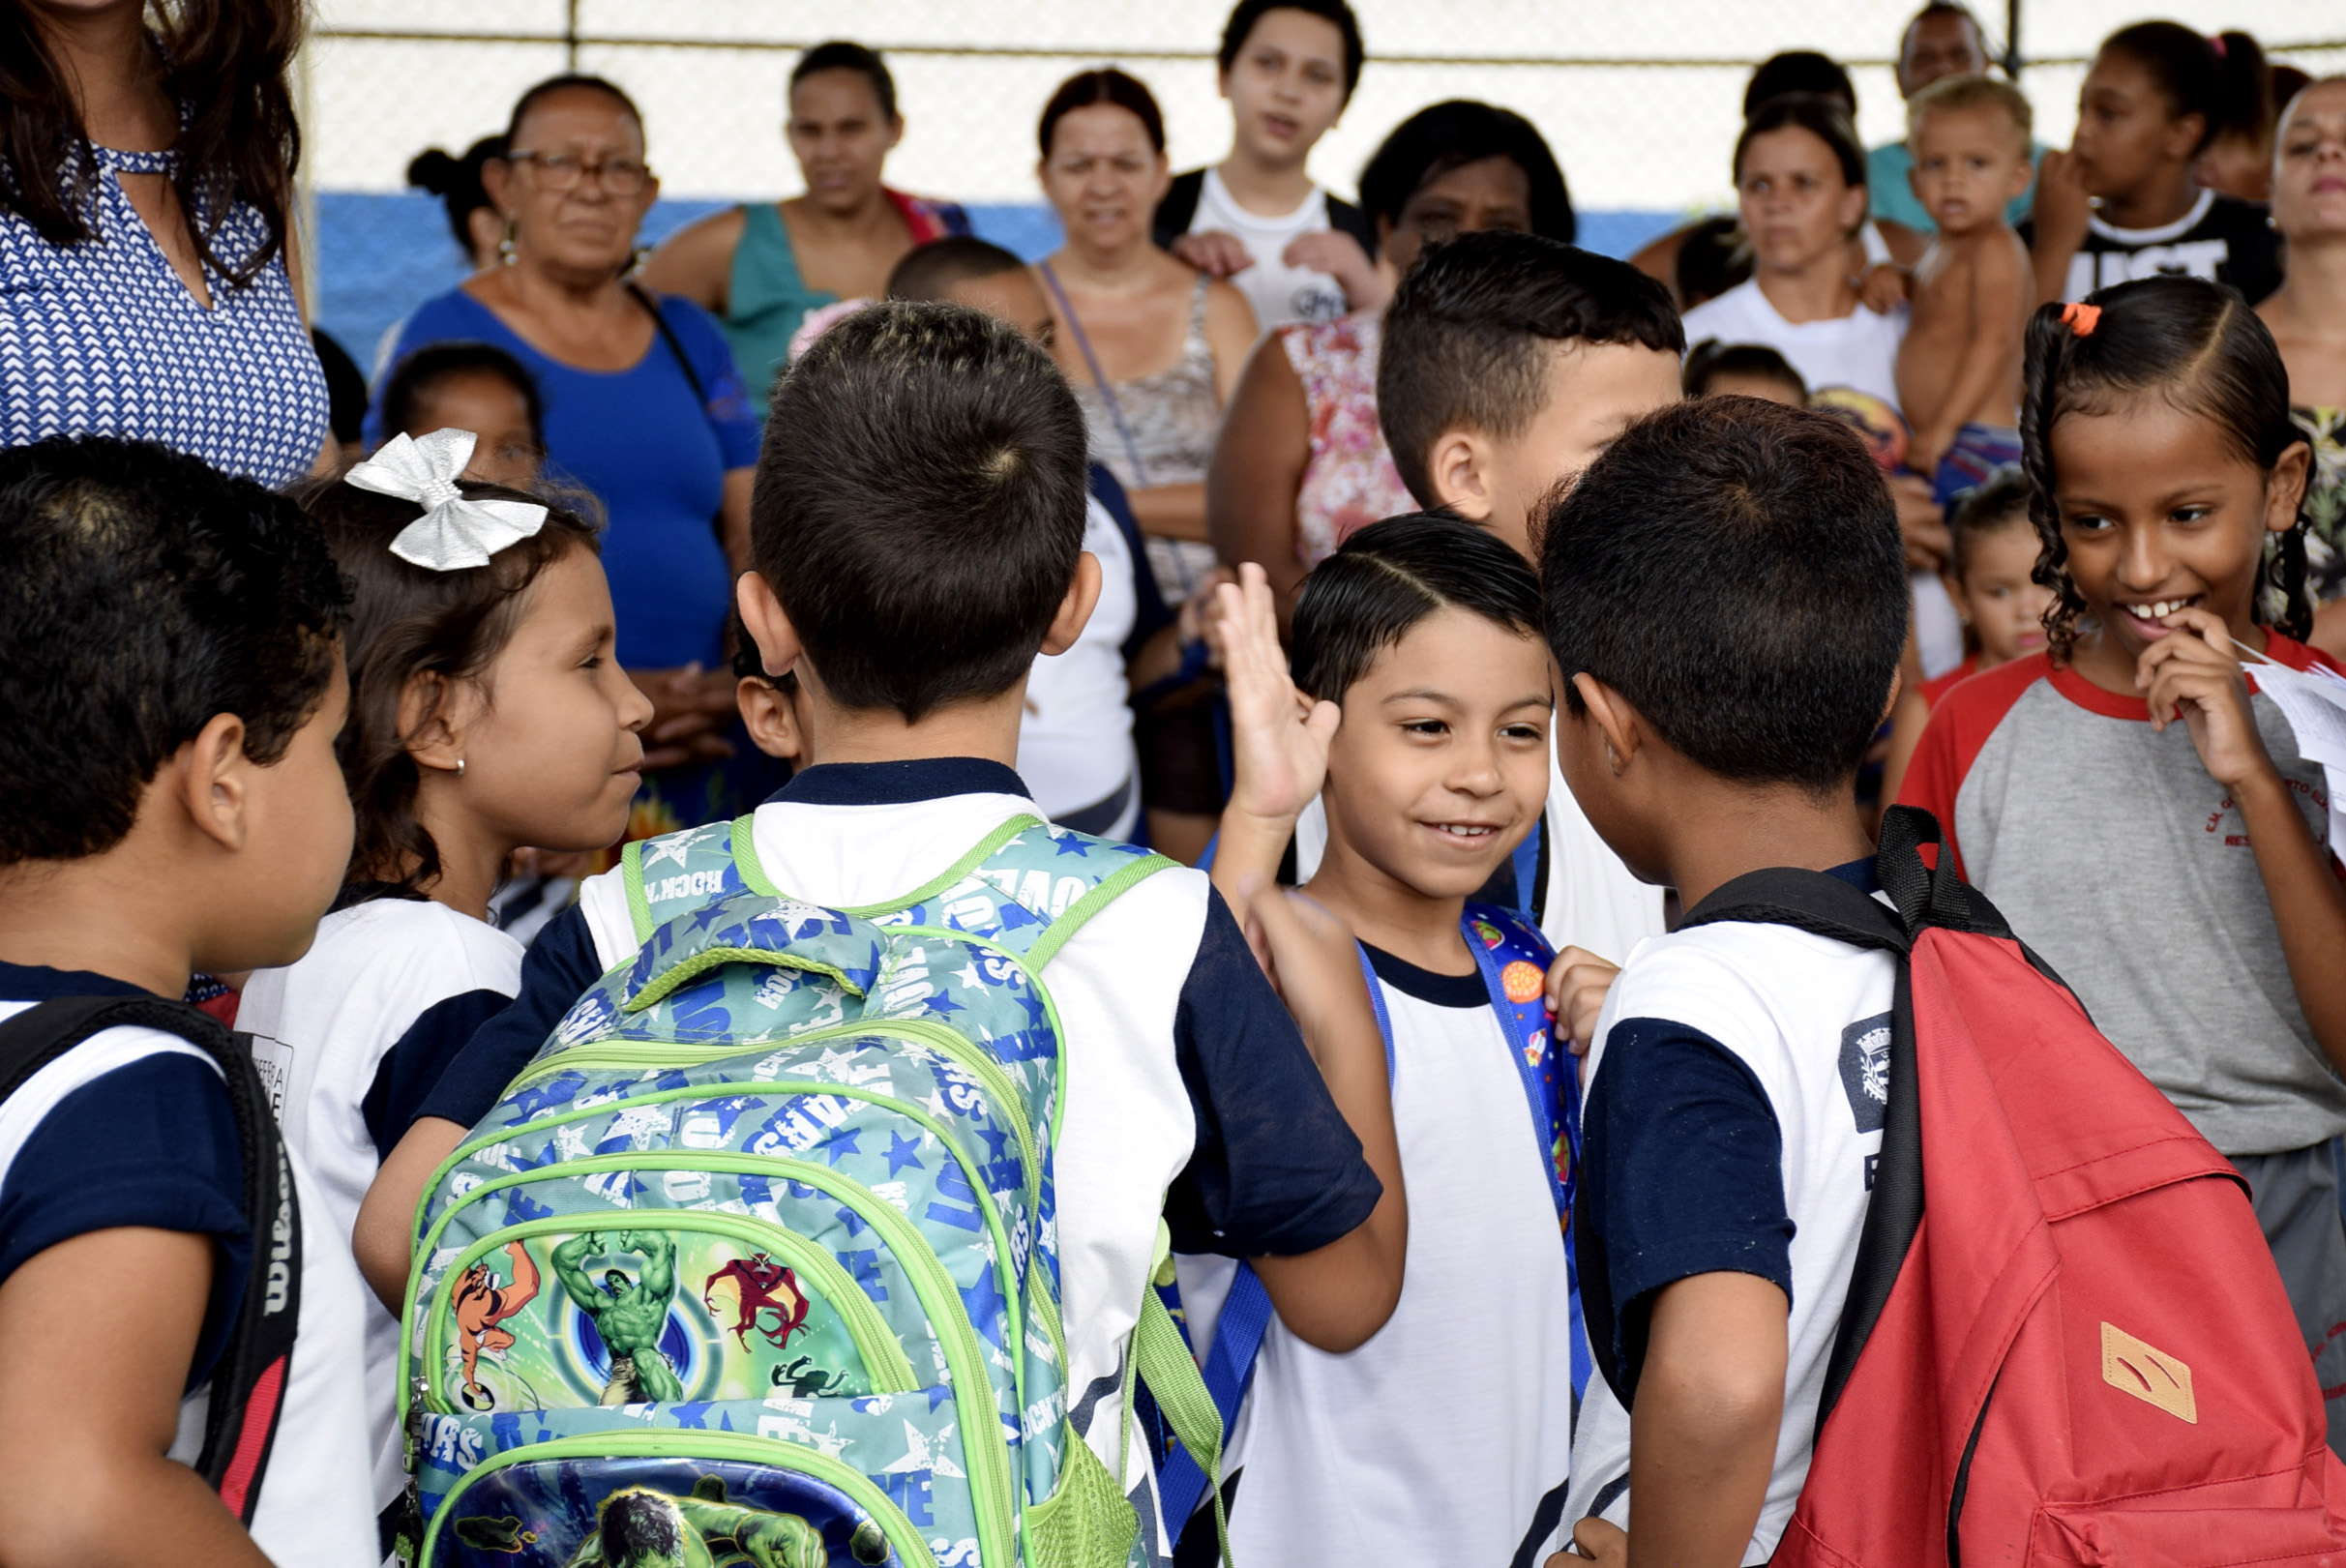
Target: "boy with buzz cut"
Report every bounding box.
[1894,73,2036,497]
[0,436,376,1565]
[1543,398,1912,1567]
[361,300,1407,1543]
[1335,228,1683,970]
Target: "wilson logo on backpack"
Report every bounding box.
[393,814,1232,1568]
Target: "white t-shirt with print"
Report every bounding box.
[1563,917,1897,1563]
[1188,168,1349,332]
[1195,953,1577,1567]
[0,1006,376,1564]
[1019,496,1141,831]
[238,898,524,1511]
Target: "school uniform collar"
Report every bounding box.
[1823,856,1882,894]
[767,757,1032,808]
[0,960,154,1002]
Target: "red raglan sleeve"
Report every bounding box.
[1895,655,2050,882]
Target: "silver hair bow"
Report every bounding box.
[344,428,548,571]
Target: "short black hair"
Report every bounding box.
[1684,339,1807,400]
[376,340,547,457]
[1218,0,1365,103]
[1540,398,1907,794]
[1744,50,1857,117]
[754,301,1089,721]
[2100,21,2223,156]
[1356,99,1575,245]
[296,470,598,896]
[312,327,369,446]
[1378,231,1684,508]
[887,236,1026,302]
[1292,514,1542,701]
[0,436,350,865]
[1737,92,1868,190]
[791,41,899,122]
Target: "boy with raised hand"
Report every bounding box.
[1895,74,2036,493]
[1349,229,1681,972]
[360,300,1406,1537]
[1202,522,1580,1566]
[1156,0,1380,330]
[0,436,375,1565]
[1543,398,1911,1566]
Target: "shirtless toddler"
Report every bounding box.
[1894,74,2036,500]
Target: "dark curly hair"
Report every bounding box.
[2020,275,2312,663]
[0,436,348,865]
[0,0,304,287]
[296,471,599,897]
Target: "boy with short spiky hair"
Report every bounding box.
[365,301,1407,1543]
[1545,398,1911,1566]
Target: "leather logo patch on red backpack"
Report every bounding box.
[2101,1322,2197,1424]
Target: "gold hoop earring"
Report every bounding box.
[455,757,466,779]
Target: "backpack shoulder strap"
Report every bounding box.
[1153,167,1206,251]
[0,996,300,1521]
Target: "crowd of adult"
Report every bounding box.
[4,0,2344,851]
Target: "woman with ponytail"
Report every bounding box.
[1898,276,2346,1451]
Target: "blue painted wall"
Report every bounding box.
[313,192,1679,377]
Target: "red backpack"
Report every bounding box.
[1683,808,2346,1567]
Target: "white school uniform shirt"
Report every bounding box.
[1563,914,1897,1562]
[0,1000,376,1564]
[1018,495,1141,831]
[1188,168,1349,332]
[238,898,524,1511]
[1196,949,1577,1567]
[1294,738,1667,964]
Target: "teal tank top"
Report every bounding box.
[724,202,836,417]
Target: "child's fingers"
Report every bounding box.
[1566,1517,1628,1564]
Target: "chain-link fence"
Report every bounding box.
[299,0,2346,362]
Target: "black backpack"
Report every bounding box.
[0,995,301,1521]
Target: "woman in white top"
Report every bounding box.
[1682,93,1907,408]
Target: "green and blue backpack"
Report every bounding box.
[396,814,1232,1568]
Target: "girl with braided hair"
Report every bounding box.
[1898,275,2346,1451]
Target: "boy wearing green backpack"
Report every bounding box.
[359,301,1403,1567]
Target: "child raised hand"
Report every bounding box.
[1207,560,1341,924]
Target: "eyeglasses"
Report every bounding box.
[506,150,652,195]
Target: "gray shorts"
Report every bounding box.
[2233,1142,2346,1457]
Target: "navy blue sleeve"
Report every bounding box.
[1584,1017,1793,1383]
[363,987,520,1159]
[1089,463,1173,661]
[411,904,603,1132]
[1164,889,1382,1257]
[0,1054,249,1391]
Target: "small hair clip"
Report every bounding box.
[2060,302,2102,339]
[344,429,548,571]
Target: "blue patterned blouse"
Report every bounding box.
[0,141,326,487]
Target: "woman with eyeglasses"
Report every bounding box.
[369,74,771,843]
